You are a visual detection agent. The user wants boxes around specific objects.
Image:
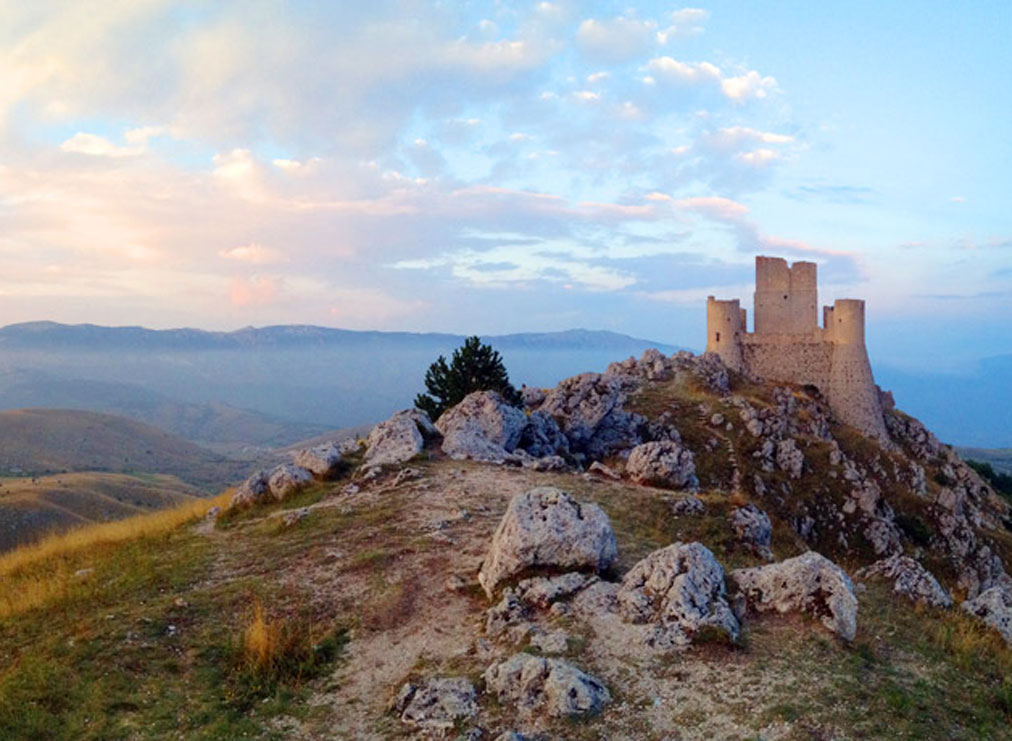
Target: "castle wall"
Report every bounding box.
[741,336,833,392]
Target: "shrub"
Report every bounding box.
[414,335,521,420]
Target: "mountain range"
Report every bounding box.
[0,321,1007,448]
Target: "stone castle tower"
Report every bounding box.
[706,255,888,439]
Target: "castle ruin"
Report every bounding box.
[707,255,888,439]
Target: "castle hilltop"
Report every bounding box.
[707,255,888,439]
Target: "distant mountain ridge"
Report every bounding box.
[0,322,677,353]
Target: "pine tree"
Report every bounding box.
[414,336,522,420]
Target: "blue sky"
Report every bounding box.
[0,1,1009,371]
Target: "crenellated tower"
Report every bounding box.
[706,256,888,439]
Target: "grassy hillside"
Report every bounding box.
[0,472,201,552]
[0,408,245,488]
[0,462,1009,739]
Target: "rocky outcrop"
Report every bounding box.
[536,373,645,460]
[731,552,858,641]
[364,409,436,469]
[518,410,569,459]
[478,487,617,598]
[436,391,527,463]
[625,441,697,489]
[962,587,1012,645]
[485,572,595,639]
[293,443,342,477]
[483,653,610,717]
[231,469,271,508]
[856,555,952,608]
[268,463,313,499]
[617,542,739,648]
[729,504,773,560]
[392,677,478,730]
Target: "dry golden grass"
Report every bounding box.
[243,600,284,673]
[0,490,230,618]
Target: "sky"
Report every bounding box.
[0,1,1009,371]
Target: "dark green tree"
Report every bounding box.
[414,336,522,420]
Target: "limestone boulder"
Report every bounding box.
[293,442,342,477]
[231,469,270,508]
[539,372,644,459]
[962,587,1012,645]
[364,409,436,468]
[478,487,617,598]
[392,677,478,730]
[776,438,804,479]
[729,504,774,560]
[625,440,697,490]
[518,410,569,458]
[483,653,610,717]
[617,542,739,648]
[856,555,952,608]
[730,551,858,641]
[268,463,313,500]
[436,391,527,463]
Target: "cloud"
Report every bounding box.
[657,8,710,42]
[646,57,777,102]
[220,244,287,265]
[576,16,658,64]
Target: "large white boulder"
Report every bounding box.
[483,653,610,717]
[962,587,1012,645]
[625,440,697,489]
[617,542,739,648]
[478,487,617,598]
[730,551,858,641]
[364,409,436,468]
[539,372,644,459]
[436,391,527,462]
[230,469,270,508]
[857,554,952,608]
[293,442,342,477]
[267,463,313,499]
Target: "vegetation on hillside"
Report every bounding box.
[967,459,1012,500]
[414,335,521,420]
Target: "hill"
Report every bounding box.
[957,447,1012,476]
[0,349,1010,738]
[0,409,244,489]
[0,472,200,552]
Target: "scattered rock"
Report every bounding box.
[775,438,804,479]
[365,409,436,469]
[731,551,858,641]
[205,506,221,519]
[478,487,617,598]
[268,463,313,500]
[520,454,569,472]
[483,653,610,717]
[617,542,739,648]
[856,555,952,608]
[393,677,478,730]
[670,496,705,516]
[281,507,310,528]
[588,461,621,480]
[625,440,697,490]
[73,568,94,579]
[437,391,528,462]
[729,504,774,560]
[962,587,1012,645]
[392,467,422,487]
[515,572,594,608]
[293,442,342,477]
